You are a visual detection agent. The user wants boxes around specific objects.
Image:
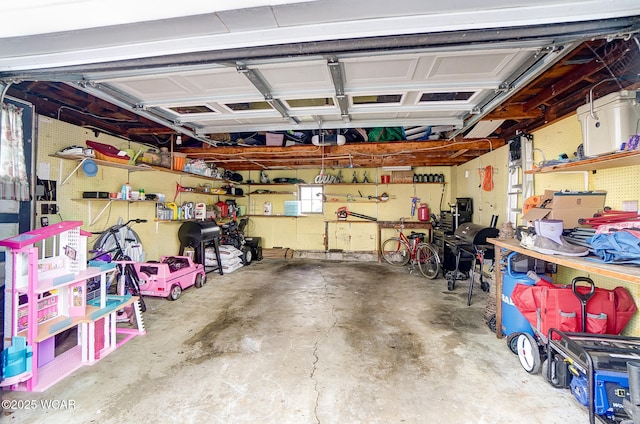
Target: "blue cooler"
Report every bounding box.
[501,252,538,337]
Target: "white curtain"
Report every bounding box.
[0,103,29,201]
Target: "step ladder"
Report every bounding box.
[506,134,534,226]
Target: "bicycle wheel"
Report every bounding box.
[93,224,145,263]
[416,243,440,279]
[381,238,411,266]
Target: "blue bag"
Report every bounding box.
[589,230,640,265]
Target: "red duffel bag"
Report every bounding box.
[512,276,636,340]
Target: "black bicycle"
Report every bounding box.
[90,219,148,313]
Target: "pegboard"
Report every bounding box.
[36,117,140,232]
[590,165,640,210]
[531,114,640,208]
[532,115,584,162]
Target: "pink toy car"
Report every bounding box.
[133,256,206,301]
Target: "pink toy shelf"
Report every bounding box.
[0,221,146,392]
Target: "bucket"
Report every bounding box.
[501,252,537,337]
[172,152,188,171]
[381,175,390,184]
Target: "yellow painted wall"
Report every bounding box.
[234,166,451,251]
[34,112,640,334]
[452,141,508,227]
[36,119,456,257]
[36,114,638,255]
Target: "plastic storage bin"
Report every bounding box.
[576,90,640,157]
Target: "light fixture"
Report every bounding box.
[382,165,412,171]
[464,120,504,138]
[312,134,346,146]
[176,135,182,145]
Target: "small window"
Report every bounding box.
[352,94,402,105]
[419,92,475,102]
[286,98,335,108]
[299,185,323,214]
[169,105,216,114]
[224,101,273,111]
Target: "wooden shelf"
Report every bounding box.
[386,182,446,185]
[525,150,640,174]
[488,238,640,284]
[52,153,237,183]
[325,220,377,223]
[249,191,296,195]
[246,214,306,217]
[178,190,244,198]
[50,154,151,172]
[245,183,299,186]
[72,198,157,203]
[323,200,379,203]
[325,182,377,185]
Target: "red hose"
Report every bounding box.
[482,165,494,191]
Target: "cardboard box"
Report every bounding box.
[391,170,414,183]
[522,190,606,228]
[266,133,284,146]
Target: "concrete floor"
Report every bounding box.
[2,259,589,424]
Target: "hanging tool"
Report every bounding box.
[318,192,390,202]
[358,190,389,202]
[410,197,420,217]
[336,206,377,221]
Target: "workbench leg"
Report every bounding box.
[494,245,503,339]
[377,225,382,263]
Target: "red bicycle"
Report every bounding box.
[381,218,440,279]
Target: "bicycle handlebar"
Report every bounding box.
[91,218,147,235]
[393,217,406,230]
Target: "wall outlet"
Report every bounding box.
[49,204,58,214]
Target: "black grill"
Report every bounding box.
[445,221,499,305]
[178,221,223,274]
[453,223,499,246]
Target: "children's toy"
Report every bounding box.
[134,256,206,301]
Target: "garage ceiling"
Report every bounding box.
[1,1,639,170]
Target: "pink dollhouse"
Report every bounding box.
[0,221,145,392]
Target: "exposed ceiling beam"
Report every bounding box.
[522,39,630,111]
[180,139,506,170]
[484,104,544,120]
